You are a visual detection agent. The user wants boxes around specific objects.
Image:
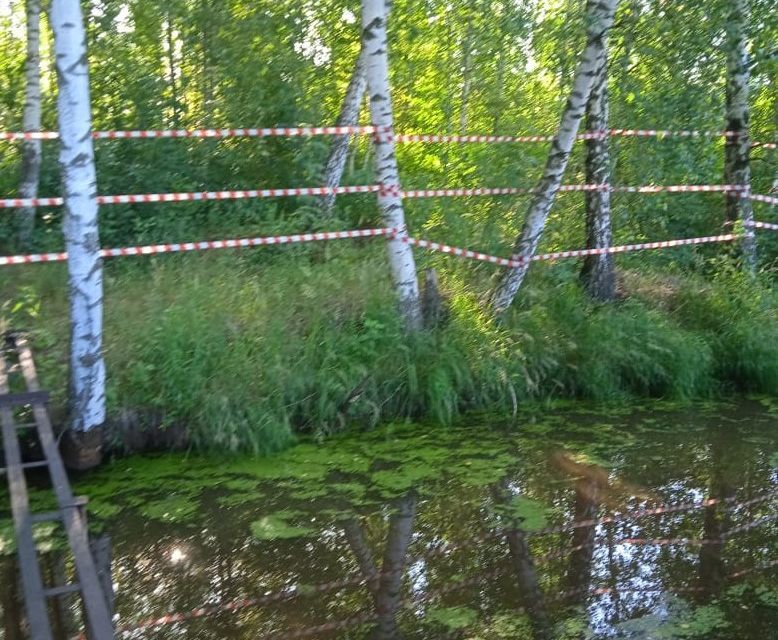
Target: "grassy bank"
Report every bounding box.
[2,244,777,454]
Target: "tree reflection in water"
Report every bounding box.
[1,405,776,639]
[343,493,417,639]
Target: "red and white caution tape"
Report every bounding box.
[401,233,739,268]
[400,184,750,198]
[0,230,745,268]
[0,185,381,209]
[0,125,388,142]
[6,222,776,269]
[395,128,776,147]
[0,228,392,267]
[1,184,770,209]
[5,126,772,147]
[752,220,778,231]
[750,193,778,205]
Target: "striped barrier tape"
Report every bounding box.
[6,220,778,269]
[750,193,778,205]
[3,126,774,148]
[1,125,388,142]
[752,220,778,231]
[396,129,777,147]
[106,573,376,637]
[527,489,777,539]
[1,183,767,210]
[401,233,739,269]
[0,228,393,267]
[418,490,777,564]
[617,513,778,546]
[401,184,752,198]
[0,184,382,209]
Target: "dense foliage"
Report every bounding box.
[1,0,777,451]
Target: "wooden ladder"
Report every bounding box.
[0,333,114,639]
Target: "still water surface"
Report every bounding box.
[1,400,777,638]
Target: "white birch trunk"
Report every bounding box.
[724,0,755,270]
[580,46,615,301]
[459,20,473,135]
[362,0,422,331]
[320,48,368,216]
[16,0,43,247]
[488,0,619,314]
[51,0,106,433]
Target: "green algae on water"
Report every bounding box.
[250,512,316,540]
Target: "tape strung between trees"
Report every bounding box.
[5,0,773,453]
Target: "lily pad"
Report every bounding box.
[427,606,478,630]
[251,513,316,540]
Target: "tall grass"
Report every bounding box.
[1,247,776,454]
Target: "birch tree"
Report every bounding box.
[488,0,620,314]
[362,0,422,331]
[724,0,755,271]
[16,0,43,247]
[51,0,106,442]
[320,48,368,216]
[579,48,615,301]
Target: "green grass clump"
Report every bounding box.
[667,269,778,393]
[1,248,777,454]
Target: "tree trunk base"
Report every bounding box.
[60,428,103,470]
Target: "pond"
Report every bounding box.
[1,399,777,639]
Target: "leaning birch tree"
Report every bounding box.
[579,45,615,300]
[488,0,620,314]
[51,0,106,459]
[320,48,368,216]
[724,0,756,271]
[362,0,422,331]
[16,0,43,247]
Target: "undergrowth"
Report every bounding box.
[1,247,776,454]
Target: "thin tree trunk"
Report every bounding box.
[89,533,114,615]
[566,476,604,603]
[16,0,43,247]
[166,14,179,125]
[320,48,368,216]
[459,20,474,135]
[362,0,422,331]
[488,0,619,314]
[698,435,735,600]
[724,0,755,270]
[492,38,507,134]
[580,47,616,301]
[343,517,381,597]
[605,510,620,625]
[492,481,551,640]
[371,494,417,640]
[51,0,106,444]
[201,0,214,115]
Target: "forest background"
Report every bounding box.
[1,0,777,454]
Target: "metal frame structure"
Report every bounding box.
[0,333,114,640]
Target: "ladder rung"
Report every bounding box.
[44,583,81,597]
[0,459,48,474]
[15,422,38,430]
[30,510,62,524]
[22,460,48,469]
[0,390,50,408]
